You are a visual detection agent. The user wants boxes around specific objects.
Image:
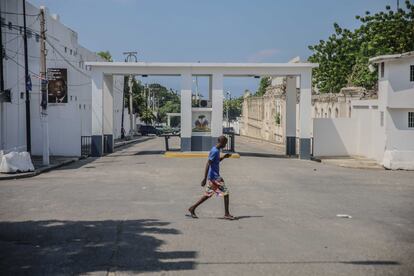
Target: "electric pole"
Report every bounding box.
[120,77,126,139]
[0,3,5,149]
[123,51,137,138]
[128,75,134,137]
[23,0,31,153]
[39,7,49,165]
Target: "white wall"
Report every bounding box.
[313,118,357,157]
[0,0,119,156]
[386,108,414,150]
[385,59,414,108]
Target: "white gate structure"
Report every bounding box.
[86,62,318,159]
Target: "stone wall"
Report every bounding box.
[240,78,377,145]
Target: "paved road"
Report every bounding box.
[0,136,413,275]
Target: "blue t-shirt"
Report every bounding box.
[207,146,220,180]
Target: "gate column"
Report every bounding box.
[285,76,297,156]
[91,71,104,157]
[299,70,312,159]
[180,72,192,151]
[103,74,114,154]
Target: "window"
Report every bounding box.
[70,49,72,55]
[409,112,414,128]
[64,47,67,53]
[380,62,385,78]
[410,65,414,82]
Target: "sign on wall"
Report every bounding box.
[192,111,211,134]
[47,68,68,103]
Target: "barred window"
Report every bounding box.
[409,112,414,128]
[410,65,414,82]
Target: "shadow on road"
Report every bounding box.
[197,260,400,265]
[0,219,197,275]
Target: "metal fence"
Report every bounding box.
[81,136,91,157]
[223,132,235,152]
[295,137,314,157]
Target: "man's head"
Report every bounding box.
[216,135,228,149]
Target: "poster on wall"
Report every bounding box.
[47,68,68,103]
[192,111,211,134]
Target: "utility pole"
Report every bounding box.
[120,77,125,139]
[0,3,5,150]
[123,51,137,138]
[23,0,31,153]
[397,0,400,10]
[128,75,134,137]
[39,7,49,165]
[226,91,231,127]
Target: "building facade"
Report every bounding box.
[313,52,414,169]
[0,0,125,156]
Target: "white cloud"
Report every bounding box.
[248,48,280,62]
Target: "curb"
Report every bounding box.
[114,137,146,149]
[0,158,79,181]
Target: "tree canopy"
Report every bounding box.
[97,51,113,62]
[308,1,414,93]
[123,78,180,125]
[223,97,243,121]
[256,77,271,96]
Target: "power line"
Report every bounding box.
[45,38,91,78]
[0,11,39,17]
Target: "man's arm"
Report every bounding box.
[201,160,212,186]
[220,153,232,162]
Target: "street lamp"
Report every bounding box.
[122,51,138,138]
[226,90,231,127]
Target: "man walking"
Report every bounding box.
[188,136,235,220]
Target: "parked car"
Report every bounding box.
[139,125,161,136]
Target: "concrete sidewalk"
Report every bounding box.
[0,136,153,181]
[0,156,80,181]
[314,156,384,170]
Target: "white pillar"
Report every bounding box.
[167,114,171,127]
[285,76,297,156]
[299,71,312,159]
[91,71,104,156]
[103,74,114,153]
[180,72,192,151]
[211,73,223,139]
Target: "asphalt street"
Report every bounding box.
[0,136,413,275]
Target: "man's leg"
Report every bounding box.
[223,194,234,219]
[188,195,210,218]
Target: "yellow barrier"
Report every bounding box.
[164,152,240,159]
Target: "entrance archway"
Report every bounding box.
[86,62,317,159]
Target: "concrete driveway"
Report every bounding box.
[0,136,413,275]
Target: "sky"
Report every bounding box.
[30,0,397,98]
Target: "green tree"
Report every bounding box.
[141,108,155,124]
[256,77,271,96]
[223,97,243,121]
[308,1,414,93]
[97,51,113,62]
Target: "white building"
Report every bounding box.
[313,52,414,170]
[0,0,126,157]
